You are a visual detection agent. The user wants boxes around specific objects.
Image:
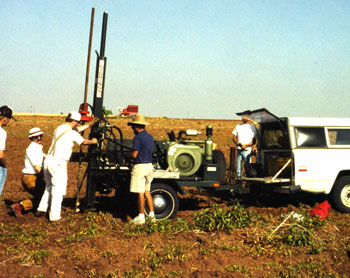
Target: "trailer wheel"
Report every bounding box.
[330,176,350,213]
[213,150,226,184]
[148,183,179,220]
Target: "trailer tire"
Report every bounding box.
[148,183,179,220]
[330,176,350,213]
[213,150,226,184]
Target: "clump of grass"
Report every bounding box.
[123,217,193,236]
[63,222,99,243]
[140,243,191,272]
[32,249,51,264]
[224,264,248,274]
[0,224,48,245]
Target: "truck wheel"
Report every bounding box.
[213,150,226,184]
[330,176,350,213]
[149,183,179,220]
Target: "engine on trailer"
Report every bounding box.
[82,114,185,198]
[159,125,226,184]
[85,120,224,197]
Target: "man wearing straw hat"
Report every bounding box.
[232,115,258,182]
[126,114,155,225]
[36,111,98,222]
[0,105,16,197]
[10,127,46,217]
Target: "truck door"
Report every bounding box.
[292,126,333,193]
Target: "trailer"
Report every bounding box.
[73,11,244,220]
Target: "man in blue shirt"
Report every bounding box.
[126,114,155,225]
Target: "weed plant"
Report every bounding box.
[123,217,193,236]
[194,202,259,232]
[279,212,325,251]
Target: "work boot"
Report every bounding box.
[10,203,23,218]
[35,210,46,217]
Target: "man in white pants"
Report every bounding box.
[36,111,97,222]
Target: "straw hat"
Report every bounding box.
[127,114,149,126]
[28,127,44,138]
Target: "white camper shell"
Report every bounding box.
[239,108,350,213]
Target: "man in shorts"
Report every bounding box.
[10,127,46,217]
[0,106,16,197]
[126,114,155,225]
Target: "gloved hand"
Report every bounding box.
[91,138,98,144]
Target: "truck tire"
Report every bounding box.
[149,183,179,220]
[213,150,226,184]
[330,176,350,213]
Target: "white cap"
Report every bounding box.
[68,111,81,121]
[29,127,44,138]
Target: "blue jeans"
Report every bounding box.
[0,166,7,196]
[236,149,251,179]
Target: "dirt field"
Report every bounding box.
[0,115,350,277]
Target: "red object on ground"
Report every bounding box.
[310,200,331,220]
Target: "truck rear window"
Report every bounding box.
[295,127,327,148]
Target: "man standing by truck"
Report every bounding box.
[232,115,258,182]
[126,114,155,225]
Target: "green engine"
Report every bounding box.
[167,143,204,176]
[159,125,216,177]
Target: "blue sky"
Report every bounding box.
[1,1,350,119]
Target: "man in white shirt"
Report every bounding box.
[10,127,46,217]
[0,106,16,197]
[36,111,98,222]
[232,116,258,181]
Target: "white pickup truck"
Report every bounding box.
[240,108,350,213]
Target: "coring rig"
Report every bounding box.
[74,9,240,220]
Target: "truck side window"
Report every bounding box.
[295,127,327,148]
[328,128,350,145]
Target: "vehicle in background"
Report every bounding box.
[117,105,138,117]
